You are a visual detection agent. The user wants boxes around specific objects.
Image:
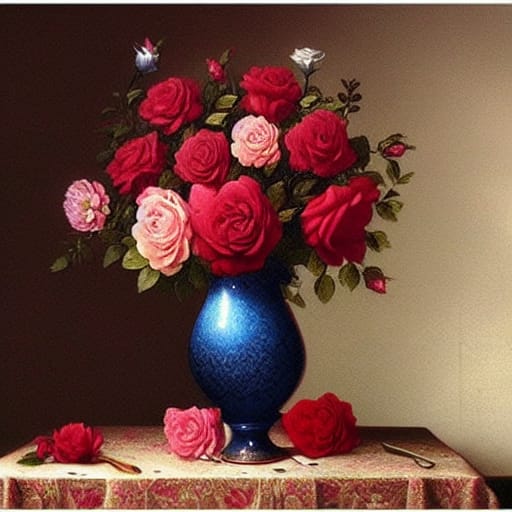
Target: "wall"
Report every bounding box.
[2,5,511,476]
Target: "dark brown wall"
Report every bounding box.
[2,3,345,452]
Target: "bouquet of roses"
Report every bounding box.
[52,40,414,305]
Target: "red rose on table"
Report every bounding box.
[239,66,302,123]
[138,77,203,136]
[301,176,380,266]
[106,131,167,197]
[50,423,104,463]
[189,176,282,276]
[282,392,360,458]
[164,406,225,460]
[284,109,357,178]
[174,129,230,186]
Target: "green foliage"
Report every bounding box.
[339,263,361,291]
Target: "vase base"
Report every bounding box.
[221,423,289,464]
[221,445,288,464]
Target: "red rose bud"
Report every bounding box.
[363,267,387,294]
[382,143,408,158]
[206,58,227,83]
[35,435,55,460]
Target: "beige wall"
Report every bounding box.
[3,4,511,476]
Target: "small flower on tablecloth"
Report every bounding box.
[282,392,361,458]
[17,422,140,474]
[163,406,225,460]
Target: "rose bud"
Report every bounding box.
[363,266,387,294]
[206,58,227,83]
[134,37,159,74]
[289,47,326,76]
[378,134,415,159]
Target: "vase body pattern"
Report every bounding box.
[189,264,305,463]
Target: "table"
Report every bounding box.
[0,425,499,509]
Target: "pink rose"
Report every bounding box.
[164,406,225,460]
[106,131,167,197]
[174,129,230,186]
[382,143,408,158]
[63,179,110,232]
[41,423,104,463]
[138,77,203,136]
[132,187,192,276]
[231,115,281,168]
[239,66,302,123]
[284,109,357,178]
[189,176,282,276]
[301,176,380,266]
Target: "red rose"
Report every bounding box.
[301,176,380,266]
[282,392,360,458]
[51,423,103,463]
[382,142,408,158]
[284,109,357,178]
[106,131,167,197]
[239,66,302,123]
[174,129,230,186]
[138,77,203,136]
[189,176,282,276]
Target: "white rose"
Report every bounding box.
[290,47,326,75]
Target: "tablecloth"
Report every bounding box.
[0,425,499,508]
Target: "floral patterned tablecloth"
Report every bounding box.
[0,425,498,509]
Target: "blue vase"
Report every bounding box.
[189,262,305,463]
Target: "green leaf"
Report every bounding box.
[103,244,126,268]
[266,180,287,210]
[338,263,361,291]
[366,230,392,252]
[50,255,69,272]
[278,208,299,223]
[122,247,148,270]
[263,161,279,178]
[360,171,385,186]
[314,274,335,303]
[376,201,398,222]
[300,95,320,109]
[386,160,401,184]
[113,123,132,139]
[126,88,144,106]
[218,48,232,66]
[205,112,229,127]
[398,171,415,184]
[307,251,326,277]
[283,286,306,308]
[383,189,400,200]
[215,94,238,110]
[122,236,136,248]
[293,178,318,200]
[137,266,160,293]
[188,259,209,290]
[349,136,371,169]
[17,451,44,466]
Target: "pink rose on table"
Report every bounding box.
[284,109,357,178]
[282,392,360,458]
[63,179,110,232]
[132,187,192,276]
[231,115,281,168]
[239,65,302,123]
[106,131,167,197]
[164,406,225,460]
[301,176,380,266]
[174,129,230,186]
[138,77,203,136]
[34,423,104,463]
[189,176,282,276]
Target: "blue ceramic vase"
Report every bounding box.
[189,262,305,463]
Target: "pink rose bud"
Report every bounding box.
[363,267,387,294]
[206,58,226,83]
